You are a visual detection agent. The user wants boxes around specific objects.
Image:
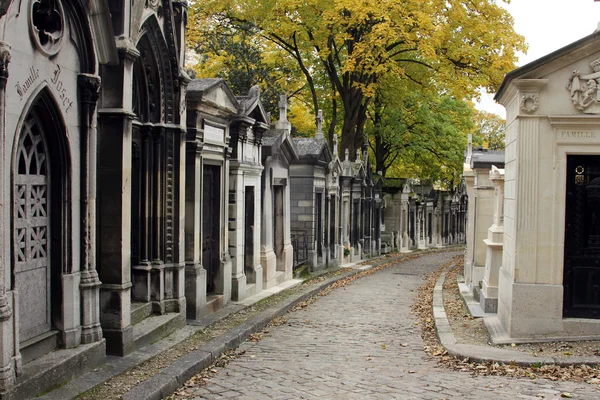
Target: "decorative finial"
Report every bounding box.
[316,109,323,139]
[333,134,339,158]
[275,94,292,130]
[344,148,349,162]
[356,148,361,162]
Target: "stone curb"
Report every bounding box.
[122,251,422,400]
[433,268,600,367]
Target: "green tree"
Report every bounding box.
[368,76,474,184]
[473,110,506,150]
[189,0,526,159]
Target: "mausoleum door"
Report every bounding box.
[273,185,285,271]
[316,192,323,258]
[329,198,336,256]
[564,155,600,318]
[202,165,220,294]
[13,111,53,343]
[244,186,255,282]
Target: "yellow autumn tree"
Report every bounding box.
[189,0,525,158]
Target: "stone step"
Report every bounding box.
[132,312,186,351]
[20,330,58,365]
[10,340,105,400]
[131,302,153,326]
[484,315,513,345]
[205,294,225,315]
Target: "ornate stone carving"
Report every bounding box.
[238,85,260,115]
[520,93,539,114]
[29,0,65,57]
[78,74,101,105]
[566,60,600,113]
[0,42,10,80]
[146,0,160,10]
[0,0,12,18]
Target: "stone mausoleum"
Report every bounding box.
[487,27,600,343]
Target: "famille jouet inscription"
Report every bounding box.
[560,130,598,139]
[15,66,40,99]
[15,64,73,113]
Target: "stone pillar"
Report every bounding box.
[230,167,246,301]
[325,193,331,266]
[283,184,294,281]
[184,138,206,319]
[97,39,139,356]
[260,165,277,288]
[0,41,14,391]
[480,166,505,313]
[463,164,476,287]
[417,204,427,249]
[78,73,103,345]
[219,150,233,304]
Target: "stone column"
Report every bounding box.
[463,166,476,287]
[325,193,331,266]
[260,164,277,288]
[0,41,14,391]
[283,183,294,281]
[78,73,103,345]
[97,39,139,356]
[219,149,233,303]
[184,138,206,319]
[480,166,505,313]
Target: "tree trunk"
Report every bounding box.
[340,89,369,161]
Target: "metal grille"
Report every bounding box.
[291,230,308,269]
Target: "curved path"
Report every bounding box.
[174,251,598,399]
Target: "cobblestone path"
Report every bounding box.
[175,251,599,399]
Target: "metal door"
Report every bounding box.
[202,165,220,293]
[564,155,600,318]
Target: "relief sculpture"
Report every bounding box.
[567,59,600,113]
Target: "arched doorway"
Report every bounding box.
[129,17,179,310]
[12,93,67,362]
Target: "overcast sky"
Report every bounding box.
[477,0,600,116]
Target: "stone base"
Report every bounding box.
[103,325,134,357]
[2,340,105,400]
[231,264,264,302]
[283,244,294,282]
[470,264,485,292]
[479,290,498,314]
[497,268,566,341]
[261,249,278,289]
[185,264,207,320]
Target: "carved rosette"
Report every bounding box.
[520,93,539,114]
[29,0,65,57]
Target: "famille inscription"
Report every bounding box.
[560,130,599,139]
[15,64,73,113]
[15,66,40,99]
